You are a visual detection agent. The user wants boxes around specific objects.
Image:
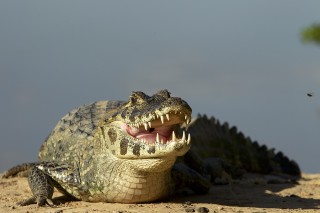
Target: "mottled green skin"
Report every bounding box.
[3,90,196,205]
[37,90,193,203]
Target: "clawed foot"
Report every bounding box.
[17,196,55,207]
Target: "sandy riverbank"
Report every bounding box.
[1,173,319,213]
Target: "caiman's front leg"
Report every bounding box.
[2,162,54,206]
[3,162,79,207]
[18,166,54,206]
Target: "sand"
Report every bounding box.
[1,173,320,213]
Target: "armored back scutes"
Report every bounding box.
[187,114,301,177]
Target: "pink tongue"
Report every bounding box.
[126,125,172,144]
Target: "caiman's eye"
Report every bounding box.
[130,96,136,104]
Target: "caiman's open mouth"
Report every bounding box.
[122,111,191,145]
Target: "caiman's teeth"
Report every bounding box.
[148,122,152,128]
[156,133,160,143]
[172,131,176,141]
[181,131,186,142]
[143,123,148,131]
[184,115,188,120]
[187,133,191,144]
[166,113,170,121]
[186,118,190,125]
[160,115,165,124]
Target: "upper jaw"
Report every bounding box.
[127,111,192,130]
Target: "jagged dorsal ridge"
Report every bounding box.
[188,114,301,176]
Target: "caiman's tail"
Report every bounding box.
[1,163,37,178]
[187,114,301,178]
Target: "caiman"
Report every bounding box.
[2,89,300,206]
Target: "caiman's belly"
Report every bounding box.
[82,171,173,203]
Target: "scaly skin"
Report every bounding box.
[3,90,199,205]
[179,115,301,181]
[2,89,300,206]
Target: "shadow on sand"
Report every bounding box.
[171,177,320,210]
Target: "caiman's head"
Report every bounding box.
[101,90,191,170]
